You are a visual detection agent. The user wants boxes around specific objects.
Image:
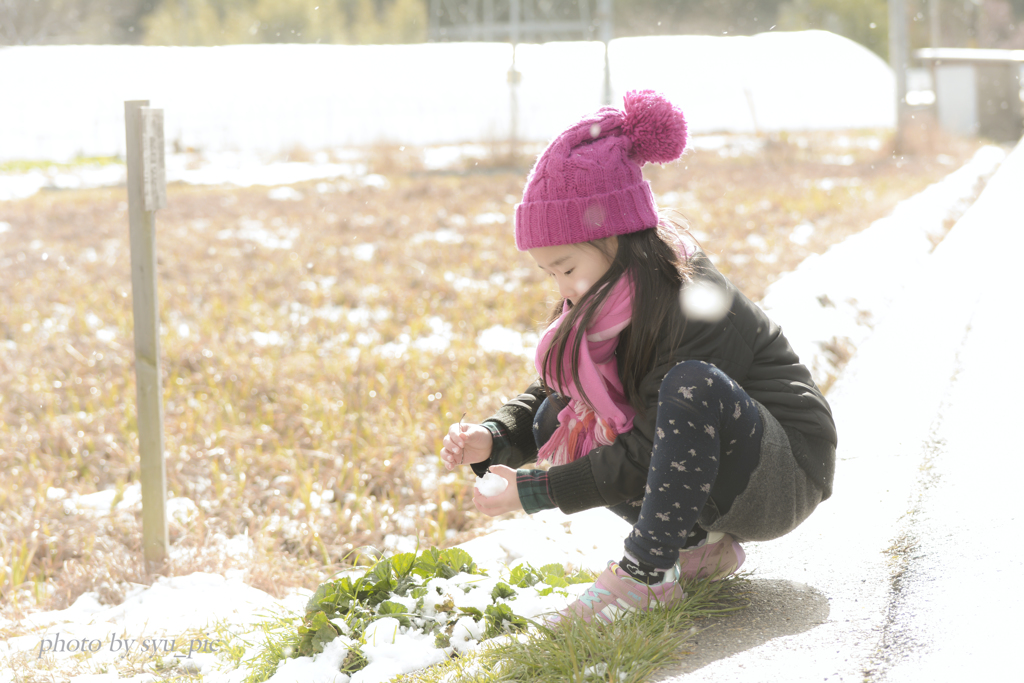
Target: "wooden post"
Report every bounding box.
[125,100,168,572]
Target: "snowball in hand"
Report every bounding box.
[474,472,508,497]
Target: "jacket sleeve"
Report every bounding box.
[545,428,654,513]
[471,378,548,476]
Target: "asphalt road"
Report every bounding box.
[652,136,1024,683]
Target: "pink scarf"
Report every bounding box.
[535,276,635,466]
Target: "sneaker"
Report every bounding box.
[678,531,744,581]
[550,561,685,625]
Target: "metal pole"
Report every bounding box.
[125,100,169,573]
[929,0,942,117]
[428,0,439,40]
[929,0,941,48]
[509,0,521,160]
[483,0,494,41]
[598,0,613,106]
[889,0,910,152]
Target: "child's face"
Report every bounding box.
[528,237,618,306]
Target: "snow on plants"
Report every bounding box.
[263,547,593,683]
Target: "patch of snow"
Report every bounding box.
[250,330,285,347]
[377,316,453,358]
[411,229,464,245]
[62,483,142,517]
[361,174,390,190]
[343,306,391,327]
[268,186,303,201]
[476,325,539,358]
[789,222,816,246]
[167,153,364,188]
[382,534,420,555]
[269,636,353,683]
[421,144,492,171]
[166,497,199,526]
[473,212,507,225]
[219,218,298,250]
[348,244,376,262]
[688,134,764,156]
[821,153,856,165]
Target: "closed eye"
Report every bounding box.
[564,269,574,276]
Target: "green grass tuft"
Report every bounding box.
[237,612,303,683]
[404,572,748,683]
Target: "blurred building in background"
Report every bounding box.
[916,47,1024,141]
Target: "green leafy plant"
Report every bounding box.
[483,603,527,639]
[275,546,524,680]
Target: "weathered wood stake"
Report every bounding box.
[125,100,168,572]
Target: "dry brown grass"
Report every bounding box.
[0,129,981,624]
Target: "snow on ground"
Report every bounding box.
[1,144,1006,683]
[760,144,1006,388]
[0,31,893,164]
[475,325,539,358]
[3,571,307,683]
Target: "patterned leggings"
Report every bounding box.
[535,360,764,570]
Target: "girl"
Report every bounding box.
[439,90,837,624]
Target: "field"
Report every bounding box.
[0,127,981,619]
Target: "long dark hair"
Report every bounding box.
[540,220,696,416]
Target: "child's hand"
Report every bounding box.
[472,466,523,516]
[439,420,493,471]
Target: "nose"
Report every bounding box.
[556,278,575,302]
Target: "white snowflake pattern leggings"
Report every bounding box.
[616,360,764,570]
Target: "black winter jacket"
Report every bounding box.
[480,252,838,515]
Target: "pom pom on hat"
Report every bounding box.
[621,90,688,165]
[514,90,688,251]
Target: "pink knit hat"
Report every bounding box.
[514,90,688,251]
